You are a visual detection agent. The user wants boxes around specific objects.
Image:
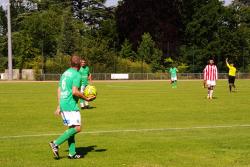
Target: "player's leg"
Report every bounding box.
[67,125,83,159]
[174,78,177,88]
[68,134,76,156]
[84,85,90,108]
[228,76,232,92]
[210,86,214,99]
[49,111,81,159]
[171,78,174,88]
[232,76,236,91]
[206,80,211,99]
[207,86,211,99]
[210,81,216,99]
[80,85,86,108]
[49,127,77,159]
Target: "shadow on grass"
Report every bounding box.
[76,145,107,156]
[62,145,107,159]
[81,106,97,110]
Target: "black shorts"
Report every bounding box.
[228,75,235,84]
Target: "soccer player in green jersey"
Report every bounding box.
[49,55,95,159]
[79,59,92,109]
[169,66,178,88]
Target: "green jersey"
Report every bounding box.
[79,66,90,86]
[169,67,178,78]
[59,68,81,111]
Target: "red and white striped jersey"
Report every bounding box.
[203,64,218,81]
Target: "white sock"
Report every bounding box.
[84,101,89,106]
[80,103,85,108]
[210,90,213,98]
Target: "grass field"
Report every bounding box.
[0,80,250,167]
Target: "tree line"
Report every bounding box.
[0,0,249,76]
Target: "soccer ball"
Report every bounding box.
[84,85,97,98]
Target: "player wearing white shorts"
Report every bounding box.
[203,59,218,99]
[79,59,92,109]
[169,67,178,88]
[49,55,95,159]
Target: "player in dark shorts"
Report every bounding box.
[226,58,236,92]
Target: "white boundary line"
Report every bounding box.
[1,124,250,139]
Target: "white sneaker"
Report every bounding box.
[80,103,85,109]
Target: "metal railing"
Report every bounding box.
[33,73,250,81]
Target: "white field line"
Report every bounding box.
[1,124,250,139]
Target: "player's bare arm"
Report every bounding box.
[55,87,61,116]
[88,74,92,83]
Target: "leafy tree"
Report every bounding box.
[73,0,114,27]
[0,6,7,36]
[0,6,7,72]
[137,33,163,73]
[119,39,137,61]
[180,0,243,72]
[233,0,250,6]
[116,0,182,57]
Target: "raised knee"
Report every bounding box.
[75,126,81,133]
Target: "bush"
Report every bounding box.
[45,53,70,74]
[116,57,152,73]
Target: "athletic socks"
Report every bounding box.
[68,135,76,156]
[210,90,213,98]
[54,128,77,146]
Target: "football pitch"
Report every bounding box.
[0,80,250,167]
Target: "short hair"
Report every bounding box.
[71,54,80,68]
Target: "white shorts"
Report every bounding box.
[206,80,216,86]
[61,111,81,126]
[80,85,86,93]
[171,76,177,81]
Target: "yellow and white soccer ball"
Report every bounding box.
[83,85,97,98]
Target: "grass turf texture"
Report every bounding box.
[0,80,250,167]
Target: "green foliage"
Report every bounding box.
[0,56,7,72]
[137,33,163,72]
[180,0,250,72]
[119,39,137,61]
[0,6,7,36]
[73,0,114,27]
[1,0,250,74]
[79,36,116,72]
[45,53,70,74]
[115,57,151,73]
[177,63,189,73]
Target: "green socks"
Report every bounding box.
[68,135,76,156]
[172,81,177,88]
[54,128,77,146]
[79,98,85,104]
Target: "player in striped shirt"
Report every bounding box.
[203,59,218,99]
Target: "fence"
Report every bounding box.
[34,73,250,81]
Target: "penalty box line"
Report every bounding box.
[1,124,250,139]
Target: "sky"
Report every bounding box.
[0,0,234,9]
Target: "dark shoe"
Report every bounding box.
[68,154,83,159]
[49,141,59,159]
[84,105,90,109]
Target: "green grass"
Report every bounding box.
[0,80,250,167]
